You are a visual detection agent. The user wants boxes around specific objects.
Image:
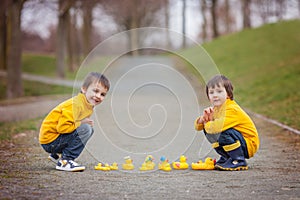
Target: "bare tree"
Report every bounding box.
[182,0,187,48]
[216,0,235,35]
[211,0,219,38]
[275,0,286,21]
[164,0,171,49]
[102,0,166,54]
[242,0,251,28]
[200,0,207,42]
[56,0,73,78]
[224,0,230,33]
[67,6,81,73]
[253,0,273,24]
[81,0,96,56]
[66,9,74,73]
[0,0,9,71]
[6,0,27,98]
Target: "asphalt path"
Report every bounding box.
[0,56,299,199]
[87,56,213,167]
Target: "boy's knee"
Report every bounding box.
[218,131,235,146]
[218,128,243,146]
[78,123,94,137]
[218,135,229,146]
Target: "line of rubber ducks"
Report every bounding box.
[94,155,216,171]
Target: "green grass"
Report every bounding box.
[22,53,112,80]
[0,118,42,140]
[0,77,72,100]
[22,54,57,77]
[22,53,78,79]
[1,20,299,142]
[181,20,300,130]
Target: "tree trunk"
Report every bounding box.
[200,0,207,42]
[82,1,93,56]
[242,0,251,29]
[130,19,139,55]
[0,0,8,71]
[211,0,219,39]
[164,0,171,49]
[56,0,72,78]
[6,0,25,99]
[182,0,186,48]
[66,10,74,73]
[69,8,81,71]
[56,7,66,78]
[224,0,230,34]
[275,0,285,21]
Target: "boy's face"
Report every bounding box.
[208,84,228,107]
[81,81,108,106]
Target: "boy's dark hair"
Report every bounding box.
[82,72,110,91]
[206,75,234,100]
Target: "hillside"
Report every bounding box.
[19,20,300,130]
[182,20,300,130]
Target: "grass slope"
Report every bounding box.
[22,54,57,77]
[0,78,72,100]
[183,20,300,130]
[6,20,300,131]
[22,53,112,80]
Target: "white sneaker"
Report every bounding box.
[56,160,85,172]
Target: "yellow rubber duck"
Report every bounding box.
[109,162,118,170]
[191,157,215,170]
[172,155,189,170]
[94,163,111,171]
[122,156,134,170]
[158,156,172,172]
[139,155,155,171]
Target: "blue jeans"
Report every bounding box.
[41,124,94,160]
[204,128,249,159]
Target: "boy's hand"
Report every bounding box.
[197,107,214,124]
[197,116,205,124]
[81,118,94,127]
[203,107,214,122]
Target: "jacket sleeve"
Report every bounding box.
[194,117,204,131]
[56,105,81,134]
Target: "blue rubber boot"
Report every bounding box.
[215,147,248,171]
[214,146,229,165]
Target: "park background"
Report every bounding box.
[1,0,300,199]
[1,0,299,133]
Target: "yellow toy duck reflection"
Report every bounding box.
[158,156,172,172]
[109,162,118,170]
[94,163,111,171]
[140,155,155,171]
[95,162,119,171]
[172,155,189,170]
[191,157,215,170]
[122,156,135,170]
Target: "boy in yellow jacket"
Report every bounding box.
[39,72,110,172]
[195,75,259,170]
